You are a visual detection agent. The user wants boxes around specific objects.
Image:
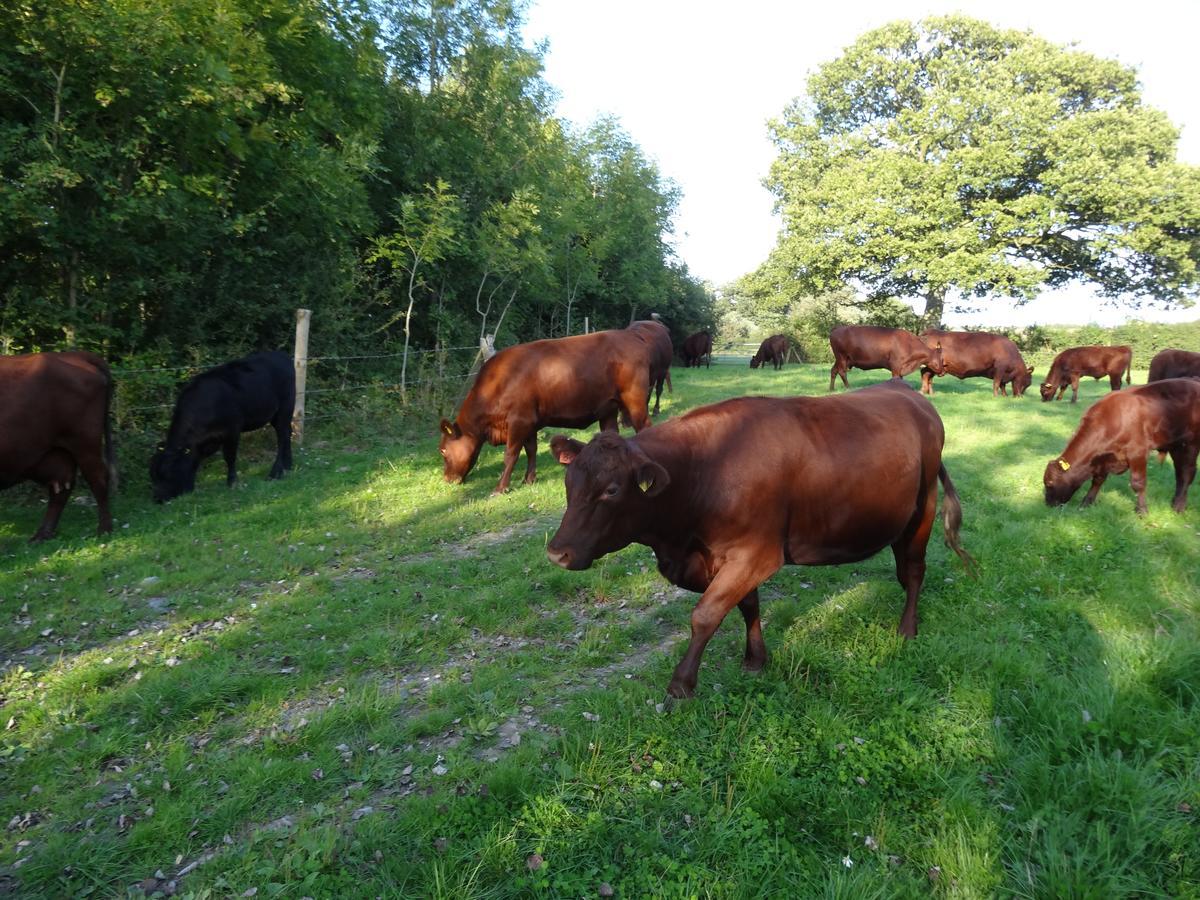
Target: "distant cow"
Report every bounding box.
[628,320,673,414]
[749,335,789,370]
[546,380,974,698]
[150,351,294,503]
[828,325,944,391]
[1147,348,1200,383]
[681,331,712,368]
[1040,345,1132,402]
[1044,379,1200,515]
[440,329,654,494]
[0,352,115,541]
[919,330,1034,397]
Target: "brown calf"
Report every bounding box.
[750,335,789,370]
[439,330,653,494]
[546,380,974,698]
[1040,345,1132,402]
[1043,379,1200,515]
[681,331,712,368]
[1147,348,1200,383]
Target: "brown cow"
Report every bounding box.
[749,334,789,370]
[828,325,944,391]
[919,330,1034,397]
[628,320,673,415]
[546,380,974,698]
[681,330,712,368]
[1,351,115,542]
[439,330,653,494]
[1147,348,1200,383]
[1040,345,1132,402]
[1043,379,1200,515]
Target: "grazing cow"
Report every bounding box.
[828,325,944,391]
[0,352,115,541]
[681,330,713,368]
[749,334,789,370]
[150,351,294,503]
[1043,379,1200,515]
[546,380,974,698]
[919,330,1034,397]
[1147,348,1200,383]
[628,319,673,415]
[440,329,654,494]
[1040,345,1132,402]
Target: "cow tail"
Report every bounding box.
[665,369,673,394]
[1125,358,1132,385]
[103,365,118,493]
[938,463,977,576]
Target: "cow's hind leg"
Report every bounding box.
[269,409,293,477]
[737,589,768,672]
[222,434,241,486]
[29,450,79,542]
[1168,444,1199,513]
[71,440,113,537]
[522,433,538,485]
[891,482,937,638]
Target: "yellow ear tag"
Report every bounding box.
[1058,459,1070,471]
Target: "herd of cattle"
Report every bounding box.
[4,324,1200,697]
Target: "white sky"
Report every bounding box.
[525,0,1200,326]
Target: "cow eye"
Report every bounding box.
[602,483,619,498]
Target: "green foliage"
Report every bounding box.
[765,15,1200,323]
[0,0,711,362]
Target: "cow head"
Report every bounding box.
[1013,366,1035,397]
[1043,455,1085,506]
[1039,380,1057,402]
[439,418,481,484]
[749,354,761,369]
[927,343,946,375]
[546,432,669,570]
[149,443,199,503]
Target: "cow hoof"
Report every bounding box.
[665,681,694,700]
[742,656,767,673]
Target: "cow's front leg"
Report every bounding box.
[737,589,767,672]
[522,433,538,485]
[222,434,240,486]
[1129,456,1149,515]
[1070,376,1080,403]
[1080,473,1108,507]
[667,552,780,699]
[493,425,528,494]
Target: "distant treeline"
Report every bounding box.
[0,0,714,366]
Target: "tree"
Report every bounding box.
[766,15,1200,324]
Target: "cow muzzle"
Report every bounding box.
[546,544,591,570]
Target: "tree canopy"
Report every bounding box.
[0,0,712,362]
[765,15,1200,323]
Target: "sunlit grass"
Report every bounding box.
[1,364,1197,896]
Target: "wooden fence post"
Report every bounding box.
[293,308,311,444]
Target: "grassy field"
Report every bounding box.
[2,364,1198,898]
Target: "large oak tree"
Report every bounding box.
[766,16,1200,323]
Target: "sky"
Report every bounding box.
[524,0,1200,326]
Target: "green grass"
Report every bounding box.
[2,365,1198,898]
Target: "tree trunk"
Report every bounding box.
[922,287,946,329]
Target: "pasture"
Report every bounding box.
[2,364,1198,898]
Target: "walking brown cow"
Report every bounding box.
[439,330,654,494]
[828,325,944,390]
[1147,348,1200,383]
[919,330,1034,397]
[681,330,712,368]
[1043,379,1200,515]
[749,335,789,370]
[1040,345,1132,402]
[545,380,974,698]
[1,352,116,541]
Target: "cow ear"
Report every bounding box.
[1028,366,1036,375]
[636,460,670,497]
[439,418,459,439]
[550,435,584,465]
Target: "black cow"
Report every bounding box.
[150,351,295,502]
